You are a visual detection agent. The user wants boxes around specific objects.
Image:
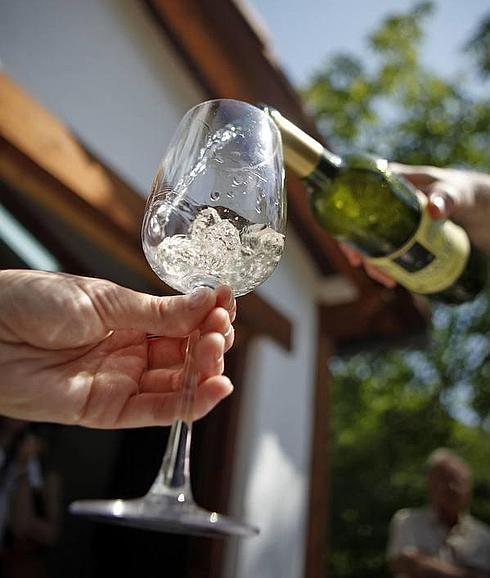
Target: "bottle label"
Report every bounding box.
[367,193,470,294]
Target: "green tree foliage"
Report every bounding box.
[303,3,490,577]
[305,2,490,169]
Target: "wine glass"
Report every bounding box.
[69,99,286,537]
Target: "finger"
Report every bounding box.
[339,243,363,266]
[200,308,234,351]
[143,332,228,393]
[191,375,234,421]
[109,391,177,428]
[113,376,233,427]
[364,263,397,288]
[147,336,186,369]
[340,242,396,287]
[223,324,235,352]
[140,368,181,393]
[86,283,218,337]
[389,162,442,187]
[200,307,230,334]
[215,285,236,322]
[147,319,233,371]
[426,183,459,220]
[390,164,456,218]
[193,332,226,380]
[145,333,227,387]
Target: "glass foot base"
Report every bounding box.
[69,494,259,538]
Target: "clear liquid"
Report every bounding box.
[150,123,241,226]
[144,207,284,296]
[143,118,284,295]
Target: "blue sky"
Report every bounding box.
[247,0,490,90]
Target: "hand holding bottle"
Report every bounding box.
[390,163,490,253]
[266,106,487,303]
[265,107,487,304]
[342,164,490,288]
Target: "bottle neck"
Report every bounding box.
[267,108,342,179]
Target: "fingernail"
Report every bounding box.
[430,194,447,217]
[223,325,233,338]
[222,286,235,310]
[189,287,212,309]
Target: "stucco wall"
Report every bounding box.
[0,0,204,195]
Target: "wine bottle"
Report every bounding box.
[264,107,486,304]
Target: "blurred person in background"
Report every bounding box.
[387,448,490,578]
[0,418,30,544]
[0,418,62,578]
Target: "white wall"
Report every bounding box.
[0,0,204,195]
[0,2,321,576]
[226,227,319,578]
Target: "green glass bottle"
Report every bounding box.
[265,107,487,304]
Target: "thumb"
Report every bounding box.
[91,283,217,337]
[426,182,460,220]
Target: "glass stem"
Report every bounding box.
[148,330,200,501]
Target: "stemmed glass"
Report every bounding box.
[70,99,286,537]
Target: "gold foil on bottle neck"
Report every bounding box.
[269,110,324,178]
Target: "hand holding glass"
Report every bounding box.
[70,99,286,537]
